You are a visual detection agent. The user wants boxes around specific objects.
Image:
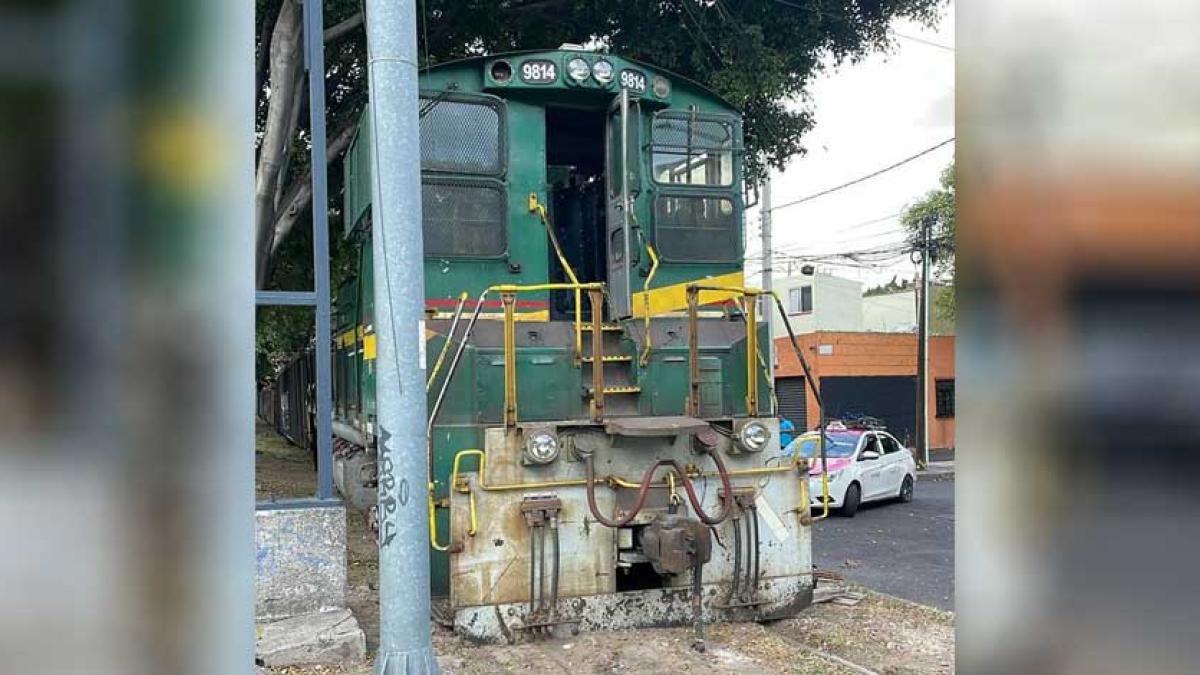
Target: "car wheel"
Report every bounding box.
[899,475,914,503]
[841,483,861,517]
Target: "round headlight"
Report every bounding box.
[592,60,614,84]
[525,432,560,464]
[652,75,671,98]
[567,57,591,82]
[738,422,770,452]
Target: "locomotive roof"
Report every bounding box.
[419,48,740,114]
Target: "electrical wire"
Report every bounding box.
[767,138,955,214]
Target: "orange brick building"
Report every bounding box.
[773,332,955,451]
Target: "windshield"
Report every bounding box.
[785,432,861,459]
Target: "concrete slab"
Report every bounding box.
[255,608,366,667]
[256,499,347,621]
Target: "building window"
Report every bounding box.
[789,286,812,314]
[935,379,955,418]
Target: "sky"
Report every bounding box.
[745,2,955,288]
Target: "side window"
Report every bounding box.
[881,435,903,454]
[860,435,882,458]
[789,286,813,314]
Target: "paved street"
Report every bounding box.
[813,476,955,610]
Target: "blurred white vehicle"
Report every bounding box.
[785,427,917,517]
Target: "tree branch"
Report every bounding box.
[266,119,359,267]
[324,11,363,43]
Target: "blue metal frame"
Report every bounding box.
[256,0,334,501]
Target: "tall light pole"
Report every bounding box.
[364,0,441,672]
[916,216,931,468]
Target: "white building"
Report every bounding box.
[769,272,864,336]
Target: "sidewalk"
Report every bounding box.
[919,460,955,479]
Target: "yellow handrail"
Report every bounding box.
[426,291,469,392]
[428,482,450,552]
[637,229,660,367]
[684,283,833,521]
[530,194,584,362]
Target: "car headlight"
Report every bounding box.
[825,470,843,482]
[592,60,614,83]
[566,57,591,82]
[524,431,560,464]
[737,422,770,452]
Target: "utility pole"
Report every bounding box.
[365,0,441,672]
[916,216,931,468]
[761,176,776,383]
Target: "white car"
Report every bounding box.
[785,428,917,517]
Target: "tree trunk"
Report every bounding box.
[255,0,304,289]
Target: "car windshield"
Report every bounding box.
[785,432,860,459]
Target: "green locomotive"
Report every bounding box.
[329,48,815,642]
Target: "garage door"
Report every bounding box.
[821,376,917,447]
[775,377,807,430]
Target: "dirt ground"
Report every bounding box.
[256,422,954,674]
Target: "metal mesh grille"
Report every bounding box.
[652,114,734,151]
[422,179,506,257]
[420,96,503,175]
[651,113,735,186]
[654,194,737,262]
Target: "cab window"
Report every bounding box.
[650,112,736,187]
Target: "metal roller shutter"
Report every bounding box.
[775,377,808,429]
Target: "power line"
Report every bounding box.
[768,138,955,213]
[892,30,955,52]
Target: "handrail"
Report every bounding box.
[501,291,518,427]
[636,228,660,367]
[684,282,832,520]
[686,284,766,418]
[588,288,606,422]
[529,194,584,362]
[427,282,608,476]
[426,291,469,392]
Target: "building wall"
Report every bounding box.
[769,273,863,336]
[773,332,956,450]
[862,291,918,332]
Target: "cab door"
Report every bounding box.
[606,89,641,318]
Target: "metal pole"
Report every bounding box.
[620,87,632,315]
[916,217,931,467]
[364,0,440,671]
[303,0,334,501]
[760,177,775,386]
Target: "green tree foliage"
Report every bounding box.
[901,161,955,319]
[256,0,947,373]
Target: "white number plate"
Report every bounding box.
[520,60,558,84]
[619,68,647,93]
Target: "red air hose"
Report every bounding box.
[584,451,735,528]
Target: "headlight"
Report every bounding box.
[592,60,614,83]
[652,75,671,98]
[737,422,770,452]
[524,431,559,464]
[566,57,591,82]
[825,470,843,482]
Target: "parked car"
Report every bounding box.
[784,428,916,517]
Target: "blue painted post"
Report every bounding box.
[303,0,334,501]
